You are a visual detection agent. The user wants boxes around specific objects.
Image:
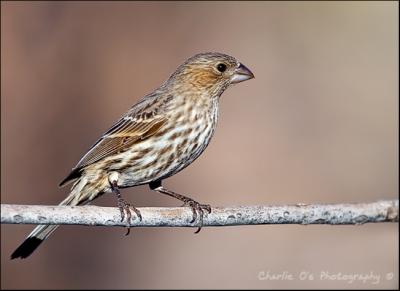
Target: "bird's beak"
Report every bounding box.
[230,63,254,84]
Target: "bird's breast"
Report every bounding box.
[113,99,219,187]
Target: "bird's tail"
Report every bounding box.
[11,177,92,259]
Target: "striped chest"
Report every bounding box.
[113,97,220,186]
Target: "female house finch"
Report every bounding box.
[11,52,254,259]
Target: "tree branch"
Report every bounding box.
[1,200,398,228]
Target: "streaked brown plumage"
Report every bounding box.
[11,52,254,259]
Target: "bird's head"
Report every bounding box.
[168,52,254,97]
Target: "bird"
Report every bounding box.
[11,52,254,259]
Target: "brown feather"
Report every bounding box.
[59,92,170,187]
[77,118,166,168]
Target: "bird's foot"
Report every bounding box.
[182,199,211,234]
[117,197,142,236]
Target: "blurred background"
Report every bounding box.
[1,1,398,289]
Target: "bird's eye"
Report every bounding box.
[217,63,227,73]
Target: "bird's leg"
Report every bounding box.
[149,180,211,234]
[109,174,142,236]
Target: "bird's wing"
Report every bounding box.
[75,115,166,169]
[59,94,170,187]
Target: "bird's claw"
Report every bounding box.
[182,199,211,234]
[117,198,142,236]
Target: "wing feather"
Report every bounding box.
[59,93,170,187]
[76,117,165,168]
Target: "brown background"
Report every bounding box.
[1,1,398,289]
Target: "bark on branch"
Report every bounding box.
[1,200,398,228]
